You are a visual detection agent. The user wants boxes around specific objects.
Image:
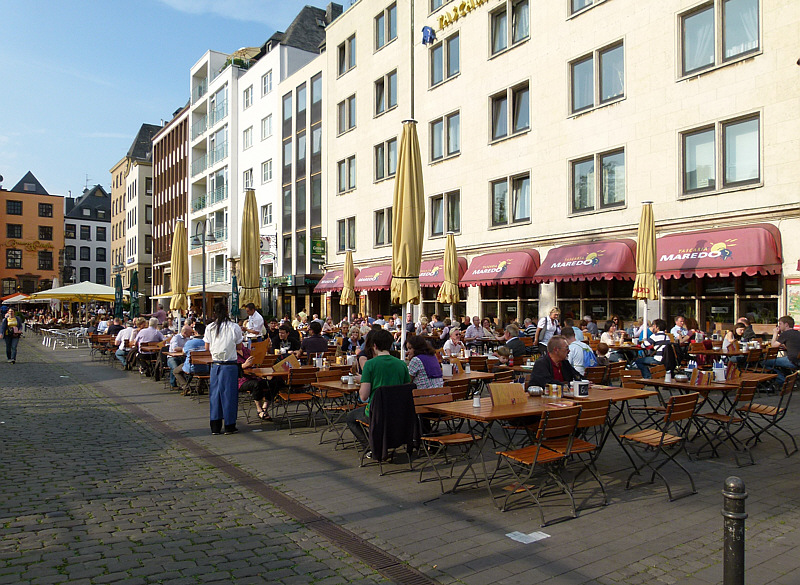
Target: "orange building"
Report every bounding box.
[1,172,65,295]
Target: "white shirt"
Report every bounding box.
[247,310,264,336]
[537,317,561,345]
[115,326,136,349]
[204,321,243,362]
[443,339,465,356]
[169,333,187,352]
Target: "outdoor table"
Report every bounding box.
[444,370,495,395]
[688,348,749,358]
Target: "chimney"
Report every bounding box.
[326,2,343,24]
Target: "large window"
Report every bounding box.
[80,267,90,282]
[7,224,22,238]
[570,0,596,15]
[491,173,530,227]
[430,32,459,87]
[2,279,16,295]
[337,156,357,194]
[96,248,106,262]
[338,34,356,76]
[243,126,253,150]
[480,284,539,326]
[7,200,22,215]
[557,280,636,325]
[681,0,759,77]
[262,159,273,183]
[96,227,106,241]
[38,203,53,217]
[337,95,356,135]
[65,223,76,239]
[374,207,392,247]
[80,225,91,240]
[571,149,626,213]
[6,249,22,269]
[570,41,624,114]
[38,226,53,240]
[375,70,397,116]
[374,138,398,181]
[243,85,253,109]
[375,3,397,50]
[490,0,529,56]
[261,114,272,140]
[430,190,461,237]
[490,82,529,141]
[80,246,91,261]
[65,246,76,261]
[337,217,356,252]
[261,203,273,226]
[96,268,106,285]
[430,111,460,162]
[243,168,253,190]
[262,70,273,96]
[682,114,760,195]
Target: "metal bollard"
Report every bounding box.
[722,476,748,585]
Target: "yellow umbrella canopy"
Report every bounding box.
[436,232,460,305]
[340,250,357,306]
[632,202,658,301]
[390,121,425,306]
[239,189,261,309]
[169,219,189,312]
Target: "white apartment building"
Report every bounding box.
[63,185,111,285]
[317,0,800,330]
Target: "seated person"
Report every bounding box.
[166,324,192,389]
[562,326,594,375]
[670,315,692,344]
[737,316,757,342]
[502,323,526,359]
[491,346,512,371]
[528,335,582,387]
[239,347,276,422]
[600,320,625,362]
[442,328,466,356]
[275,324,301,355]
[174,323,209,393]
[722,322,747,365]
[342,326,362,353]
[596,342,611,366]
[299,320,329,361]
[634,319,671,378]
[763,316,800,385]
[521,318,537,338]
[563,318,584,342]
[406,336,443,390]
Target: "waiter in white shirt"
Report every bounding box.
[204,304,243,435]
[243,302,264,342]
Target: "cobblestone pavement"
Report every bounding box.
[4,336,800,585]
[0,338,388,585]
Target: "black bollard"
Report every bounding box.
[722,476,747,585]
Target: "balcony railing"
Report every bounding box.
[191,153,208,177]
[192,79,208,104]
[212,227,228,242]
[207,184,228,206]
[189,269,229,286]
[190,195,206,212]
[191,115,207,140]
[208,99,228,127]
[189,227,228,249]
[208,142,228,167]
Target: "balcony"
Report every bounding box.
[189,269,229,286]
[191,195,206,212]
[189,227,228,249]
[191,153,208,177]
[192,79,208,104]
[207,184,228,207]
[208,99,228,127]
[191,115,207,140]
[208,142,228,167]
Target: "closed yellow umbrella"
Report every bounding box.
[239,189,261,309]
[169,219,189,313]
[436,232,459,307]
[340,250,357,308]
[632,201,658,339]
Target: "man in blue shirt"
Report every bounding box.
[174,323,209,393]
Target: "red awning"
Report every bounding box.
[313,269,359,293]
[533,239,637,283]
[419,257,468,287]
[656,223,783,279]
[354,264,392,291]
[461,250,540,287]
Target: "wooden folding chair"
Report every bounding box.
[695,380,757,466]
[738,371,798,457]
[273,368,319,434]
[584,365,608,385]
[186,351,211,399]
[620,393,700,501]
[316,370,358,448]
[607,361,628,385]
[468,355,489,372]
[492,369,516,383]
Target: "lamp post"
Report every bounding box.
[192,220,216,322]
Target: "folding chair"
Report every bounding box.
[185,351,211,399]
[695,380,757,466]
[743,348,764,372]
[360,384,420,476]
[583,365,608,385]
[607,361,628,385]
[316,370,358,448]
[492,369,515,383]
[620,393,700,501]
[468,355,488,372]
[738,371,798,457]
[273,368,319,434]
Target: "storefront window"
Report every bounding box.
[556,280,634,323]
[480,284,538,324]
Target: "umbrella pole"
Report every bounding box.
[400,302,409,361]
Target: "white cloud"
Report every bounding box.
[157,0,326,27]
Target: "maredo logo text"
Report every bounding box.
[549,251,604,269]
[660,239,736,263]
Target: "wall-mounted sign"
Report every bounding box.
[436,0,492,31]
[311,239,326,262]
[260,234,277,263]
[5,239,53,252]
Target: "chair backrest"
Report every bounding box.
[584,365,607,384]
[369,384,420,457]
[608,361,627,383]
[189,350,211,365]
[689,342,705,353]
[468,355,488,371]
[664,392,699,423]
[329,364,352,374]
[780,371,798,398]
[315,369,341,382]
[622,380,645,390]
[649,364,666,379]
[537,406,581,440]
[736,380,757,405]
[444,379,470,400]
[575,399,610,429]
[746,348,763,364]
[522,337,534,348]
[762,346,780,361]
[487,382,527,406]
[619,369,642,385]
[289,367,319,386]
[412,386,455,412]
[587,339,600,351]
[492,370,515,383]
[250,340,269,366]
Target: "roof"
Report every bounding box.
[64,184,111,222]
[126,123,162,162]
[268,4,340,55]
[10,171,49,195]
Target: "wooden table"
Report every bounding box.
[689,348,749,358]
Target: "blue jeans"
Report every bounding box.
[5,336,19,361]
[116,347,128,366]
[167,356,185,386]
[762,357,797,384]
[635,356,659,378]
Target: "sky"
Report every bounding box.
[0,0,328,198]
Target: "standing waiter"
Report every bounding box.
[243,302,264,342]
[204,303,243,435]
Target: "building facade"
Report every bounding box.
[0,172,64,295]
[63,185,111,285]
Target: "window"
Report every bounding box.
[430,32,460,86]
[430,190,461,236]
[145,205,152,224]
[374,70,397,115]
[38,226,53,240]
[431,0,446,10]
[571,149,626,213]
[337,95,356,134]
[243,168,253,190]
[570,0,595,15]
[243,126,253,149]
[375,3,397,50]
[96,268,106,285]
[337,156,357,193]
[297,83,307,116]
[6,200,22,215]
[6,224,22,238]
[491,173,531,226]
[262,70,273,96]
[38,203,53,217]
[311,126,322,156]
[145,267,152,284]
[491,0,529,56]
[261,203,273,226]
[337,217,356,252]
[79,246,91,261]
[374,207,393,246]
[430,111,460,161]
[490,82,529,141]
[80,267,90,282]
[82,208,91,216]
[262,159,273,183]
[570,41,624,114]
[374,138,398,181]
[80,225,91,240]
[96,227,106,241]
[65,246,76,261]
[97,210,105,219]
[243,85,253,109]
[338,34,356,76]
[261,115,272,140]
[680,0,759,77]
[65,223,76,239]
[6,249,22,269]
[681,114,760,195]
[282,93,292,124]
[96,248,106,262]
[3,279,16,295]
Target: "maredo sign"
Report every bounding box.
[659,240,736,263]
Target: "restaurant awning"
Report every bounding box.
[419,257,468,287]
[354,264,392,291]
[314,269,360,293]
[533,239,637,283]
[461,250,540,287]
[656,223,783,279]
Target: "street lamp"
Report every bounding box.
[192,219,216,321]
